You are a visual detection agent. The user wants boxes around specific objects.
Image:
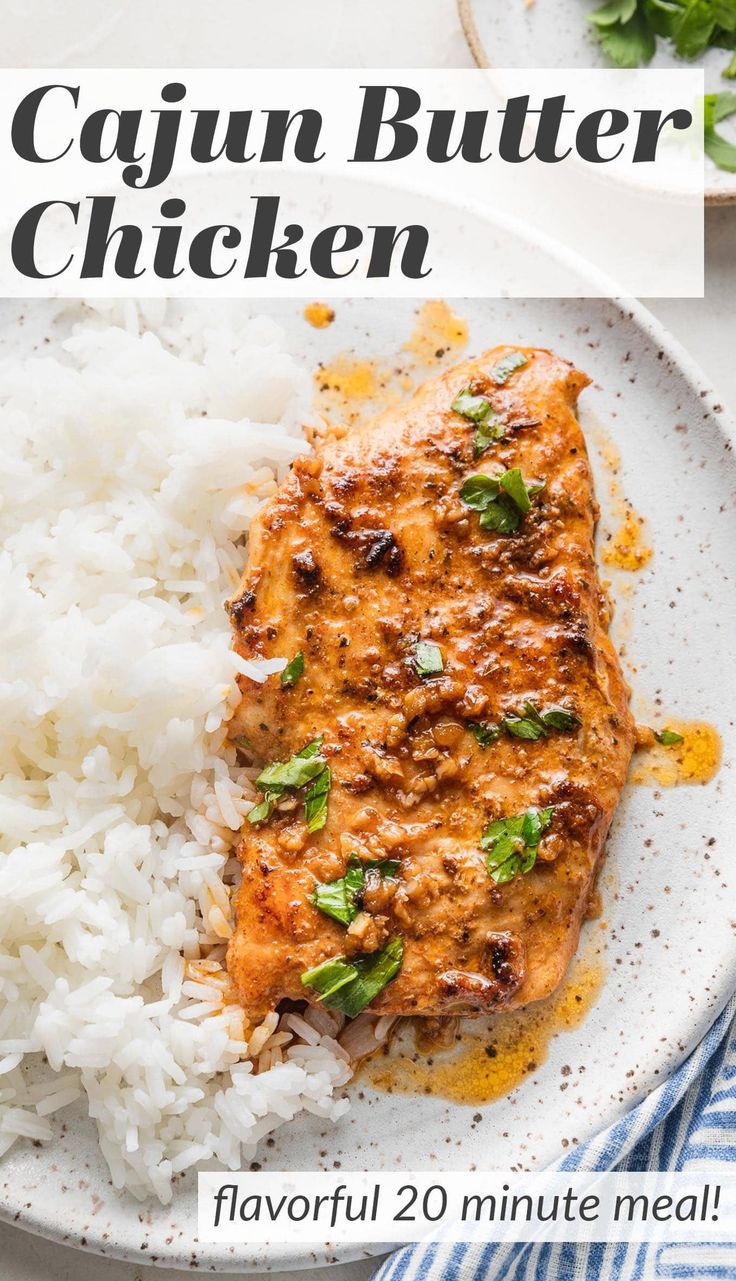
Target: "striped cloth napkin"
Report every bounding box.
[373,996,736,1281]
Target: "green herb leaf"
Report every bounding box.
[468,721,503,748]
[704,92,736,171]
[301,937,404,1017]
[249,737,330,828]
[460,469,545,536]
[499,466,533,514]
[451,389,495,422]
[589,0,736,74]
[280,651,305,687]
[459,473,501,510]
[300,955,358,1001]
[673,1,720,58]
[256,737,326,792]
[654,727,684,745]
[468,703,580,747]
[510,700,579,739]
[311,857,366,926]
[503,713,547,741]
[451,388,508,455]
[490,352,528,384]
[304,766,332,833]
[481,806,554,884]
[475,423,507,455]
[539,705,582,732]
[589,0,638,27]
[247,793,279,825]
[311,855,399,927]
[414,640,444,678]
[478,495,524,534]
[596,7,657,65]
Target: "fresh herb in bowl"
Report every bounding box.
[704,90,736,169]
[588,0,736,77]
[588,0,736,168]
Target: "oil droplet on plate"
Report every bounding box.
[632,720,722,787]
[403,300,469,365]
[312,303,469,430]
[304,302,335,329]
[601,505,653,572]
[362,957,604,1107]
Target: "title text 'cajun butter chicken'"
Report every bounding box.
[226,345,634,1027]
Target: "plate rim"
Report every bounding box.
[456,0,736,206]
[0,285,734,1272]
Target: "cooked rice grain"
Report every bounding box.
[0,300,353,1202]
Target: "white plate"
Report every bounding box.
[0,289,734,1272]
[459,0,736,204]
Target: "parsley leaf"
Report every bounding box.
[310,855,400,927]
[451,388,508,455]
[460,469,546,535]
[256,737,326,792]
[414,640,444,678]
[301,937,404,1017]
[589,0,736,77]
[469,721,503,748]
[469,702,580,747]
[654,727,684,745]
[247,793,280,825]
[452,389,496,422]
[474,423,506,455]
[538,705,582,731]
[280,651,305,687]
[704,92,736,172]
[481,806,554,884]
[248,736,332,828]
[304,766,332,832]
[595,6,657,64]
[589,0,638,26]
[490,352,528,384]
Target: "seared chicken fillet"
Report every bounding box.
[227,346,634,1022]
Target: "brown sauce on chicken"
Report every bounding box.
[226,346,635,1023]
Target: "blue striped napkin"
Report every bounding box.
[373,996,736,1281]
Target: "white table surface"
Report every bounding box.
[2,1,734,1277]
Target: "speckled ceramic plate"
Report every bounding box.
[459,0,736,204]
[0,287,734,1272]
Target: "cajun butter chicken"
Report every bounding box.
[226,346,634,1024]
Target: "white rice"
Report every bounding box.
[0,300,354,1201]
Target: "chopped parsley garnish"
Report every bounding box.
[470,702,580,746]
[413,640,444,678]
[451,386,540,456]
[474,422,505,455]
[588,0,736,77]
[452,389,497,422]
[304,765,332,832]
[248,736,331,828]
[311,855,400,927]
[280,651,305,687]
[654,727,684,746]
[301,936,404,1017]
[490,352,528,384]
[468,721,503,748]
[247,794,279,825]
[481,806,554,884]
[704,92,736,172]
[460,468,546,534]
[452,388,508,454]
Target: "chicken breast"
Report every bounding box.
[226,345,634,1023]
